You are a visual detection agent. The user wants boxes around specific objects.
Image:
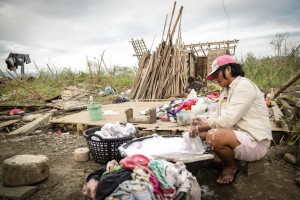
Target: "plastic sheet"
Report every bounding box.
[119,134,206,159]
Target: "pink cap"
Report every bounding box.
[206,55,237,80]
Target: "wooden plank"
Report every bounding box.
[161,14,168,42]
[140,54,156,99]
[152,152,214,163]
[0,119,21,129]
[170,6,183,38]
[270,119,289,132]
[189,52,195,77]
[165,1,177,43]
[130,52,150,99]
[7,112,53,137]
[0,115,22,120]
[136,55,154,99]
[271,101,283,127]
[126,107,157,124]
[184,40,239,48]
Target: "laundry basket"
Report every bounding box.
[83,126,136,164]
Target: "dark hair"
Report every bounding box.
[188,76,195,83]
[214,63,245,80]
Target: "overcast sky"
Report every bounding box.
[0,0,299,74]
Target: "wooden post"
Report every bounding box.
[125,108,133,122]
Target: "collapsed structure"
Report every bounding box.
[130,3,239,99]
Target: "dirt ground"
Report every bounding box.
[0,126,299,200]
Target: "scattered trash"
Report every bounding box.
[47,100,87,111]
[112,96,130,104]
[201,185,215,198]
[74,147,90,162]
[103,110,119,115]
[120,89,131,95]
[187,89,197,100]
[9,108,22,115]
[102,86,116,95]
[34,130,43,134]
[161,115,170,122]
[62,132,70,136]
[60,86,88,100]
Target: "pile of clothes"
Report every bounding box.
[82,154,201,200]
[154,93,221,122]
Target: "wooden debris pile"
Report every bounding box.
[130,4,188,99]
[130,3,240,100]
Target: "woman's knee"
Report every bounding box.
[206,129,223,147]
[206,128,238,148]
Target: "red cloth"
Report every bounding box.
[10,108,21,115]
[82,179,99,200]
[160,187,176,199]
[206,92,220,99]
[175,99,197,113]
[120,154,151,170]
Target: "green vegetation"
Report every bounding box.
[242,52,299,93]
[242,33,300,93]
[0,65,135,105]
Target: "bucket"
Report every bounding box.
[87,104,102,121]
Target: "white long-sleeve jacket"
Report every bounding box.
[207,76,273,141]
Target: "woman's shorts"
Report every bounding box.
[233,130,271,161]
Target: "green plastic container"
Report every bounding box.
[87,104,102,121]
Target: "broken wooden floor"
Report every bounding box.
[49,101,288,134]
[49,101,190,132]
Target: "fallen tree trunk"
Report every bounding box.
[273,71,300,99]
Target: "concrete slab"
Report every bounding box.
[0,182,38,200]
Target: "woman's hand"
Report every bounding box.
[199,132,207,140]
[191,116,207,126]
[189,125,199,138]
[189,116,209,138]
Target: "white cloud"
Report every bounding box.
[0,0,299,74]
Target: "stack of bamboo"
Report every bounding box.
[130,3,189,100]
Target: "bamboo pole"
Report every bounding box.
[47,64,55,76]
[161,14,168,43]
[33,60,41,75]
